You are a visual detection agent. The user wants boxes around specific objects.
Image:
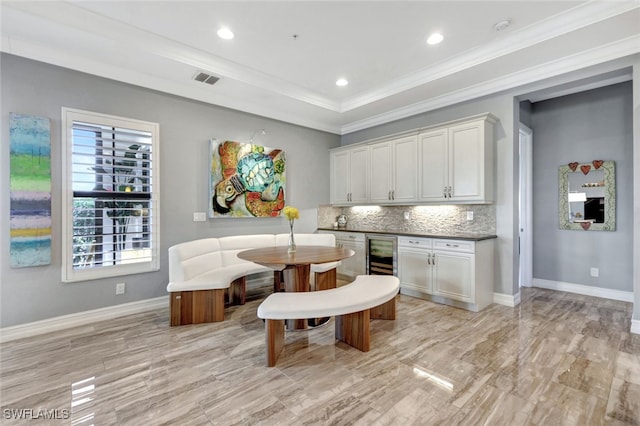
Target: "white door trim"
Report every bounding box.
[519,124,533,288]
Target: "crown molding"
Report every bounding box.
[0,34,343,134]
[340,35,640,135]
[339,1,640,112]
[2,1,342,112]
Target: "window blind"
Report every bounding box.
[62,108,159,282]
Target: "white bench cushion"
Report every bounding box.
[310,261,340,273]
[218,234,276,266]
[167,263,272,292]
[167,232,340,293]
[169,238,221,282]
[257,275,399,320]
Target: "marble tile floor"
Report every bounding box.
[1,287,639,425]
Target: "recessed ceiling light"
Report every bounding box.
[217,27,234,40]
[336,78,348,87]
[426,33,444,45]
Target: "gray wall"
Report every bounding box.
[519,100,533,129]
[0,54,340,327]
[342,95,519,296]
[531,82,633,291]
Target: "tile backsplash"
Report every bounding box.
[318,204,495,235]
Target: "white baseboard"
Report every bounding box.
[631,319,640,335]
[532,278,634,302]
[493,292,521,307]
[0,296,168,343]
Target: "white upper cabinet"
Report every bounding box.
[419,115,495,203]
[369,135,418,204]
[330,113,495,205]
[330,145,368,205]
[369,142,393,203]
[392,136,419,203]
[418,129,448,201]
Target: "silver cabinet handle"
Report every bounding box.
[445,243,459,248]
[392,190,395,200]
[443,187,447,198]
[426,253,430,265]
[448,186,452,198]
[388,191,391,200]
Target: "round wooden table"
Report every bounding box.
[238,245,354,329]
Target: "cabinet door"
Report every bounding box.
[432,251,474,303]
[330,150,350,204]
[398,247,432,294]
[419,129,448,201]
[369,142,393,203]
[349,146,369,204]
[338,239,366,277]
[392,136,418,203]
[448,121,483,201]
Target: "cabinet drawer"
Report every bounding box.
[432,239,474,253]
[321,231,364,243]
[398,236,432,249]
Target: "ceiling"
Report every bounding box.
[1,1,639,134]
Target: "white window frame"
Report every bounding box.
[61,108,160,282]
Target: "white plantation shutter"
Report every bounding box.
[62,108,160,282]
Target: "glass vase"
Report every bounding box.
[288,221,296,253]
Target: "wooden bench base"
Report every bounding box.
[264,296,396,367]
[273,268,337,293]
[169,277,247,326]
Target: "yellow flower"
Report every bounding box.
[283,206,299,221]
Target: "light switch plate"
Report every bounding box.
[193,212,207,222]
[403,211,411,220]
[590,267,599,277]
[466,211,474,221]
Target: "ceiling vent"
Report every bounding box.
[193,71,220,85]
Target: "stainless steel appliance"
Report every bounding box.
[365,234,397,276]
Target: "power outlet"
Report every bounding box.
[403,211,411,221]
[590,267,599,278]
[466,211,474,221]
[193,212,207,222]
[116,282,126,295]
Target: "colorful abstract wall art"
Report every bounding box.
[209,140,286,218]
[9,113,52,267]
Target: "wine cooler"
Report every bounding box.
[365,234,397,276]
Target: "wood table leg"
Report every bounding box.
[282,264,310,330]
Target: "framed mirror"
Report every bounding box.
[559,160,615,231]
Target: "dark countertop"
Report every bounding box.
[317,227,497,242]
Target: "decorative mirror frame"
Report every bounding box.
[559,160,615,231]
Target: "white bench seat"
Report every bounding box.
[167,233,339,326]
[257,275,399,367]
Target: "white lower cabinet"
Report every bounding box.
[398,237,433,295]
[319,231,365,279]
[432,250,474,303]
[398,236,494,312]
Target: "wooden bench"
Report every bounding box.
[256,275,400,367]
